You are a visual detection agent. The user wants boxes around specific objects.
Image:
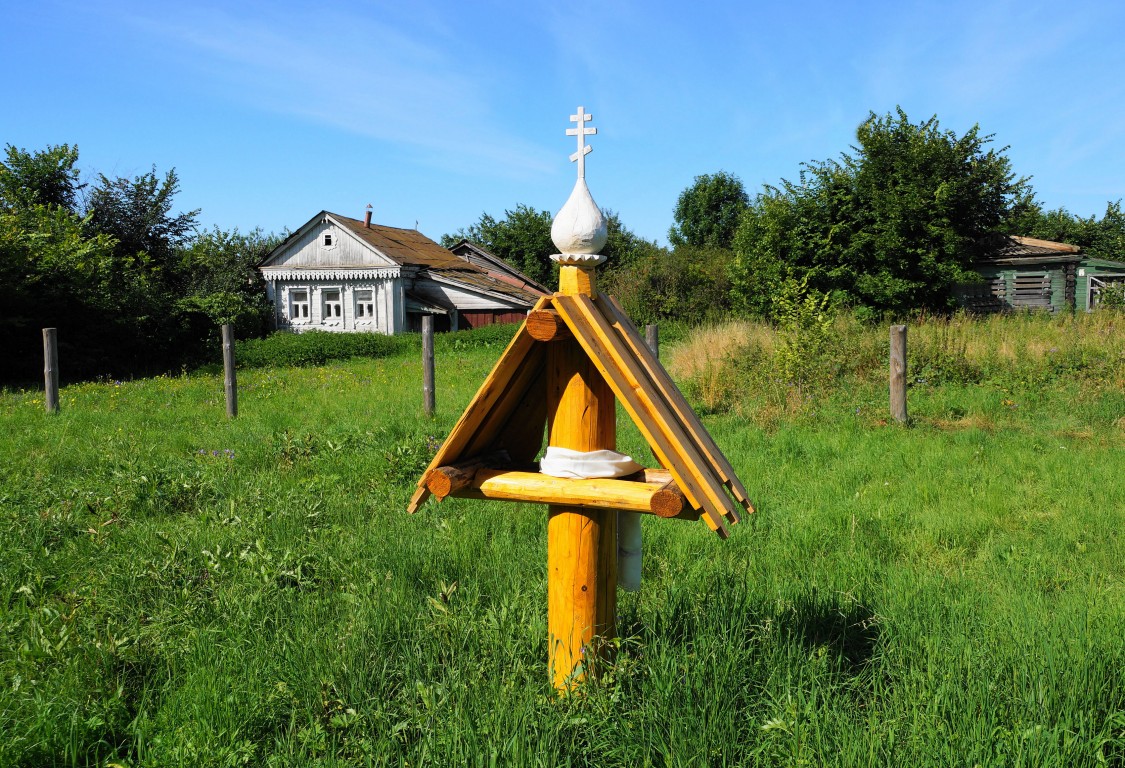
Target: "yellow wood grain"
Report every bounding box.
[558,265,596,297]
[599,293,753,521]
[551,293,733,536]
[449,469,686,516]
[526,309,573,342]
[406,296,551,513]
[545,331,617,690]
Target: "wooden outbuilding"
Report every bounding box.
[958,235,1125,312]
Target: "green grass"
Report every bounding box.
[1,320,1123,767]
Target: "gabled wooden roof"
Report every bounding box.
[258,211,544,307]
[408,292,753,538]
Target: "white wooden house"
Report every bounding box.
[258,210,547,333]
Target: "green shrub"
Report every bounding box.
[435,322,520,352]
[772,275,837,399]
[226,324,524,371]
[231,330,415,369]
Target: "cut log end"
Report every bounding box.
[649,487,684,517]
[527,309,573,342]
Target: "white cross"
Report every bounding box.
[566,106,596,179]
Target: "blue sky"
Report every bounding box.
[3,0,1123,245]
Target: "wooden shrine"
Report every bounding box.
[409,107,753,691]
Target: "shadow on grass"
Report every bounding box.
[780,588,880,674]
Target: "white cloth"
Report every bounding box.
[539,446,643,479]
[539,446,645,592]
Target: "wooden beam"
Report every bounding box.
[450,470,691,519]
[600,294,753,521]
[527,309,573,342]
[545,268,617,690]
[42,328,59,415]
[424,450,511,499]
[407,296,551,513]
[553,294,732,537]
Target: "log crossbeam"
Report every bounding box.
[426,460,695,519]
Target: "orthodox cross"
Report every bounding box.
[566,106,597,179]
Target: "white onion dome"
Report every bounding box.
[551,178,608,264]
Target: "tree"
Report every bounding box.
[0,144,84,213]
[668,171,749,250]
[82,166,201,360]
[442,204,554,286]
[85,167,199,274]
[731,108,1032,315]
[602,209,663,269]
[442,205,652,287]
[604,244,733,325]
[176,227,280,334]
[1016,200,1125,261]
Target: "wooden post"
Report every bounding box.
[43,328,59,414]
[645,324,659,360]
[890,324,907,424]
[222,324,237,419]
[422,315,435,417]
[547,264,617,691]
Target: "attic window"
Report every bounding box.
[323,233,334,247]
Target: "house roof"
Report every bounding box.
[447,239,552,296]
[975,234,1083,267]
[260,211,543,307]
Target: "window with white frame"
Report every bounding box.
[355,289,375,324]
[322,288,343,323]
[289,288,310,323]
[322,232,335,248]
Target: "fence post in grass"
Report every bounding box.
[889,324,908,423]
[43,328,59,414]
[222,323,238,419]
[422,315,435,417]
[645,323,659,360]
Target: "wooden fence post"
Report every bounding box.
[645,323,659,360]
[422,315,435,417]
[43,328,59,414]
[889,324,908,423]
[222,324,237,419]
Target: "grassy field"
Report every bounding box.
[1,314,1123,767]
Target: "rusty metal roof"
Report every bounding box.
[330,213,541,305]
[977,234,1083,266]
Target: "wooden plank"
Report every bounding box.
[462,345,546,459]
[601,293,747,516]
[482,365,546,463]
[450,469,689,517]
[553,294,730,537]
[407,296,550,512]
[599,294,752,521]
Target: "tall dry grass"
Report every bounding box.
[668,310,1125,418]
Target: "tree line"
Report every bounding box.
[6,108,1121,383]
[447,107,1125,325]
[0,144,278,383]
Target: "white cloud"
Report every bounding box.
[124,2,555,178]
